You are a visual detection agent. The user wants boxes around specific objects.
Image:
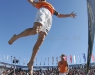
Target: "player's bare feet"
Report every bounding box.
[8,34,17,45]
[27,63,33,75]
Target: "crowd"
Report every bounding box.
[0,65,13,75]
[0,64,95,75]
[31,66,95,75]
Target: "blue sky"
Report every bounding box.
[0,0,95,66]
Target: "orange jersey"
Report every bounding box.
[58,60,68,73]
[35,1,55,15]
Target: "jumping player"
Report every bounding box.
[8,0,76,75]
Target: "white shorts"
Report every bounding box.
[59,73,66,75]
[35,7,52,34]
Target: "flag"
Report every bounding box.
[82,53,86,62]
[4,55,5,60]
[52,57,54,65]
[70,55,72,63]
[48,57,49,65]
[10,56,12,63]
[44,58,46,65]
[78,55,81,63]
[13,57,16,63]
[23,58,25,65]
[56,57,58,64]
[44,62,45,65]
[73,55,76,64]
[91,54,95,61]
[7,55,9,61]
[36,58,37,65]
[40,58,42,65]
[40,62,41,65]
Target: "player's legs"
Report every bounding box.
[8,22,42,45]
[27,31,46,75]
[27,8,52,75]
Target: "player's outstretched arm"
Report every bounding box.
[28,0,37,7]
[54,11,76,18]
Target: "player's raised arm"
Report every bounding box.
[28,0,38,7]
[53,10,77,18]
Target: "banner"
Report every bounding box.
[40,58,42,65]
[4,55,5,60]
[52,57,54,65]
[56,57,58,64]
[44,58,46,65]
[23,58,25,65]
[73,55,76,64]
[7,55,9,61]
[83,53,86,62]
[70,55,72,63]
[48,57,49,65]
[11,56,13,64]
[78,55,81,63]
